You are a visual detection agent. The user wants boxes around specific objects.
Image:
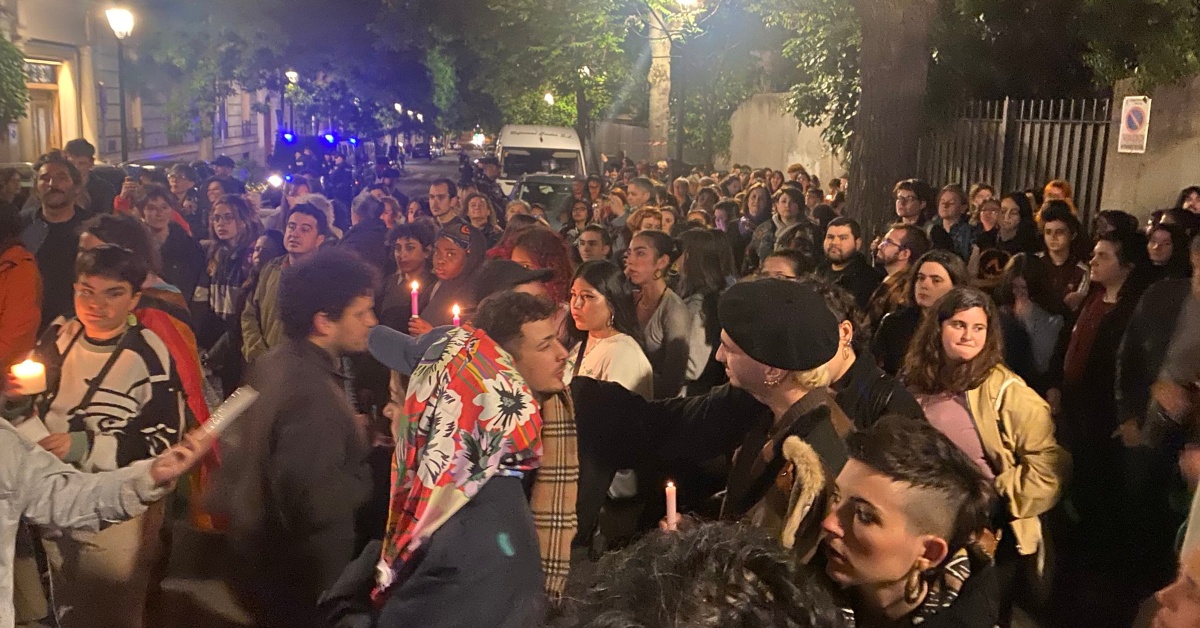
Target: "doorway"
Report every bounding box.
[30,90,61,158]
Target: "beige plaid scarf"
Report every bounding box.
[530,390,579,598]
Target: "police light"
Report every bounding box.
[282,132,296,143]
[323,133,336,144]
[349,137,358,145]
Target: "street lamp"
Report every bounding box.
[285,70,299,84]
[106,7,135,162]
[394,102,404,114]
[416,113,424,123]
[544,92,555,106]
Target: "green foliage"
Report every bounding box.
[1080,0,1200,91]
[0,36,28,123]
[747,0,859,152]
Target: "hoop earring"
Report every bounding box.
[903,566,923,604]
[764,375,782,387]
[653,269,663,280]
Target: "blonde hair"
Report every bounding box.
[790,363,832,391]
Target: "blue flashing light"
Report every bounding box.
[285,174,294,183]
[282,132,296,143]
[323,133,336,144]
[349,137,358,145]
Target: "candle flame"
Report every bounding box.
[410,281,419,291]
[452,304,461,316]
[12,359,42,375]
[666,481,674,489]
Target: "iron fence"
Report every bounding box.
[919,98,1112,222]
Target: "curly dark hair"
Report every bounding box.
[901,286,1004,395]
[556,522,844,628]
[473,291,559,353]
[512,228,574,304]
[846,414,996,558]
[278,249,378,340]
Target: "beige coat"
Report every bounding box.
[965,364,1071,556]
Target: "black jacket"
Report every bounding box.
[320,477,546,628]
[339,217,393,276]
[831,348,924,430]
[873,305,922,376]
[214,339,372,627]
[1116,279,1191,427]
[160,222,205,305]
[816,253,884,310]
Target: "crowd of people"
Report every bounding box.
[0,139,1199,628]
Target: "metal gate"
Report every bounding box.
[919,98,1112,220]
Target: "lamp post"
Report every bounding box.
[106,8,135,163]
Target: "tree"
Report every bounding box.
[0,36,27,124]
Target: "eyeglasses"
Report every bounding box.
[878,239,906,250]
[211,213,238,224]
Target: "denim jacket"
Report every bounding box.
[0,422,169,628]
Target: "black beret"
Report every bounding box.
[717,279,840,371]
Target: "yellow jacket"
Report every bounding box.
[965,364,1071,556]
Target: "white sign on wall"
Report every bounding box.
[1118,96,1152,154]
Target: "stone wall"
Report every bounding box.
[722,93,846,184]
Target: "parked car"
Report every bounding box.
[495,125,586,196]
[509,174,576,229]
[411,143,432,159]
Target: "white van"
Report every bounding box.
[495,125,587,195]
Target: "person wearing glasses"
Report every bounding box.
[867,224,931,331]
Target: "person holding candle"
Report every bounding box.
[376,220,437,331]
[0,209,41,368]
[2,245,188,628]
[407,217,485,334]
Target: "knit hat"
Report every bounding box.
[717,278,839,371]
[438,217,479,252]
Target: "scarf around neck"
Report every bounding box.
[373,326,543,599]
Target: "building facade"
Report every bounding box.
[4,0,270,166]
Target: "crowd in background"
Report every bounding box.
[1,136,1199,628]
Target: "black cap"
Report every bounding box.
[717,279,839,371]
[213,155,236,168]
[478,156,499,166]
[472,260,553,304]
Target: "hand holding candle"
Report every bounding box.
[452,304,461,326]
[10,359,46,396]
[410,281,420,318]
[665,481,678,531]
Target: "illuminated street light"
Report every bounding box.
[416,113,424,123]
[285,70,299,84]
[406,110,413,117]
[107,7,135,162]
[394,102,404,114]
[544,92,555,106]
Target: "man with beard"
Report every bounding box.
[21,153,94,330]
[815,217,882,310]
[866,223,930,329]
[241,203,328,362]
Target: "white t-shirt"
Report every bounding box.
[571,333,654,400]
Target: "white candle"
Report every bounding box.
[452,304,461,326]
[410,281,420,318]
[665,481,678,531]
[11,359,46,396]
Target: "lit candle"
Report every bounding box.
[410,281,420,318]
[451,304,461,326]
[665,481,678,531]
[10,359,46,396]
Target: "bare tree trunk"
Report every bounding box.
[847,0,937,242]
[647,8,672,163]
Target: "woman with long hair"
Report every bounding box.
[192,194,262,394]
[624,230,693,398]
[968,193,1039,285]
[560,197,593,243]
[671,177,693,213]
[675,229,731,395]
[742,186,809,275]
[994,253,1067,392]
[901,287,1070,626]
[567,260,652,399]
[873,250,969,375]
[1146,222,1192,283]
[509,227,574,306]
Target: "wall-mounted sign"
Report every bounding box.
[1118,96,1151,154]
[24,61,58,85]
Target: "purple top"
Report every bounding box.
[917,392,995,480]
